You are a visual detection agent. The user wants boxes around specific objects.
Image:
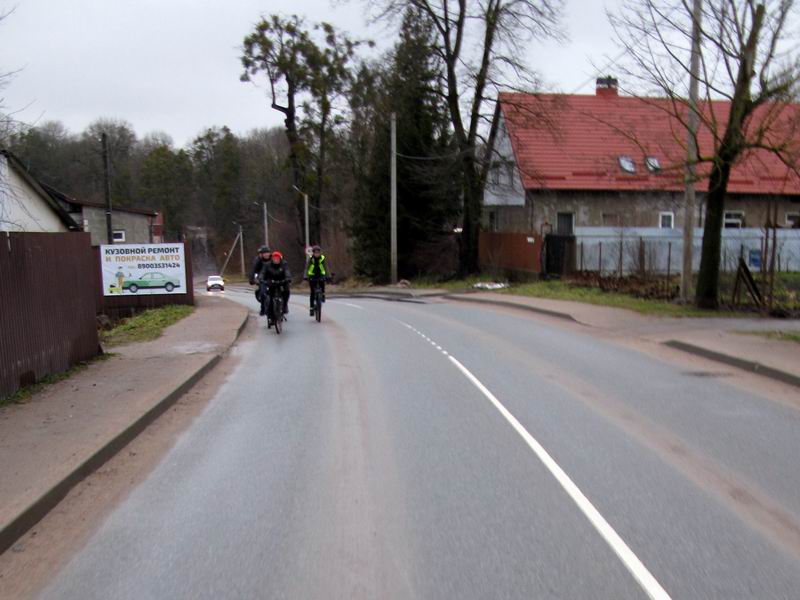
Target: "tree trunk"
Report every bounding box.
[276,79,308,248]
[459,153,481,275]
[695,155,733,308]
[694,3,764,309]
[313,110,327,246]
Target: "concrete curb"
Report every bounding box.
[663,340,800,389]
[327,293,426,303]
[444,294,580,323]
[0,308,250,556]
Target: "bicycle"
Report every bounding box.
[265,280,287,334]
[309,277,327,322]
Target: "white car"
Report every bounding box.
[206,275,225,292]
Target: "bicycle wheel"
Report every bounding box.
[315,291,322,322]
[274,299,283,334]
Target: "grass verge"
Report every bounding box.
[101,305,195,347]
[408,277,735,317]
[1,353,115,407]
[497,281,725,317]
[734,330,800,344]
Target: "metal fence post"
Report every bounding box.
[598,242,603,276]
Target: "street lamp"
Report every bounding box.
[292,185,310,253]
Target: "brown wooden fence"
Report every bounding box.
[0,232,99,400]
[93,242,194,320]
[479,231,542,278]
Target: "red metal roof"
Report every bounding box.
[499,91,800,196]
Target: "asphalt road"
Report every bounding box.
[41,290,800,599]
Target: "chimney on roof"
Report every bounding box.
[596,76,619,98]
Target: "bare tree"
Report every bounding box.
[0,7,23,148]
[610,0,800,308]
[369,0,563,275]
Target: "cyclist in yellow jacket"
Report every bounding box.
[303,245,330,316]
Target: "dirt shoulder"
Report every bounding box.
[0,294,248,557]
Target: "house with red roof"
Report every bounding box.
[484,78,800,237]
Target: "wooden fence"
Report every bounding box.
[479,231,542,278]
[0,232,99,400]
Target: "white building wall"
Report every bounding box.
[0,155,68,233]
[483,114,526,207]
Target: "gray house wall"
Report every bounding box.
[485,189,800,233]
[76,206,153,246]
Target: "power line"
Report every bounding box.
[396,150,463,161]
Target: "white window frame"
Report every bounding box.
[786,213,799,227]
[658,211,674,229]
[112,230,126,242]
[645,156,661,172]
[723,211,744,229]
[618,156,636,174]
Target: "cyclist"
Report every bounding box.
[303,245,330,316]
[249,246,271,315]
[260,250,291,324]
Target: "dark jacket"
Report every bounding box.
[304,254,330,279]
[260,261,290,287]
[249,256,268,284]
[251,255,290,283]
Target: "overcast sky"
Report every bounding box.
[0,0,622,147]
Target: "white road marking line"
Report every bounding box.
[447,355,671,600]
[397,318,669,597]
[343,302,365,310]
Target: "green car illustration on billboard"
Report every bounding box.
[123,272,181,293]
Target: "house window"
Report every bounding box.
[724,211,744,229]
[506,163,515,186]
[490,166,500,185]
[556,212,574,235]
[488,211,498,232]
[659,212,674,229]
[112,230,126,242]
[786,213,799,228]
[645,157,661,172]
[618,156,636,173]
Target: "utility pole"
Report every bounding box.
[292,185,310,253]
[239,223,245,277]
[681,0,702,301]
[390,112,398,284]
[304,192,309,251]
[264,200,269,247]
[220,228,241,276]
[102,132,113,244]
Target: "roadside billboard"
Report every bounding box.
[101,244,186,296]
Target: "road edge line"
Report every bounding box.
[448,354,671,600]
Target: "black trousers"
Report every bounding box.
[308,278,325,307]
[265,283,289,320]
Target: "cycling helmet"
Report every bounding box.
[258,245,271,254]
[271,250,283,260]
[311,245,322,252]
